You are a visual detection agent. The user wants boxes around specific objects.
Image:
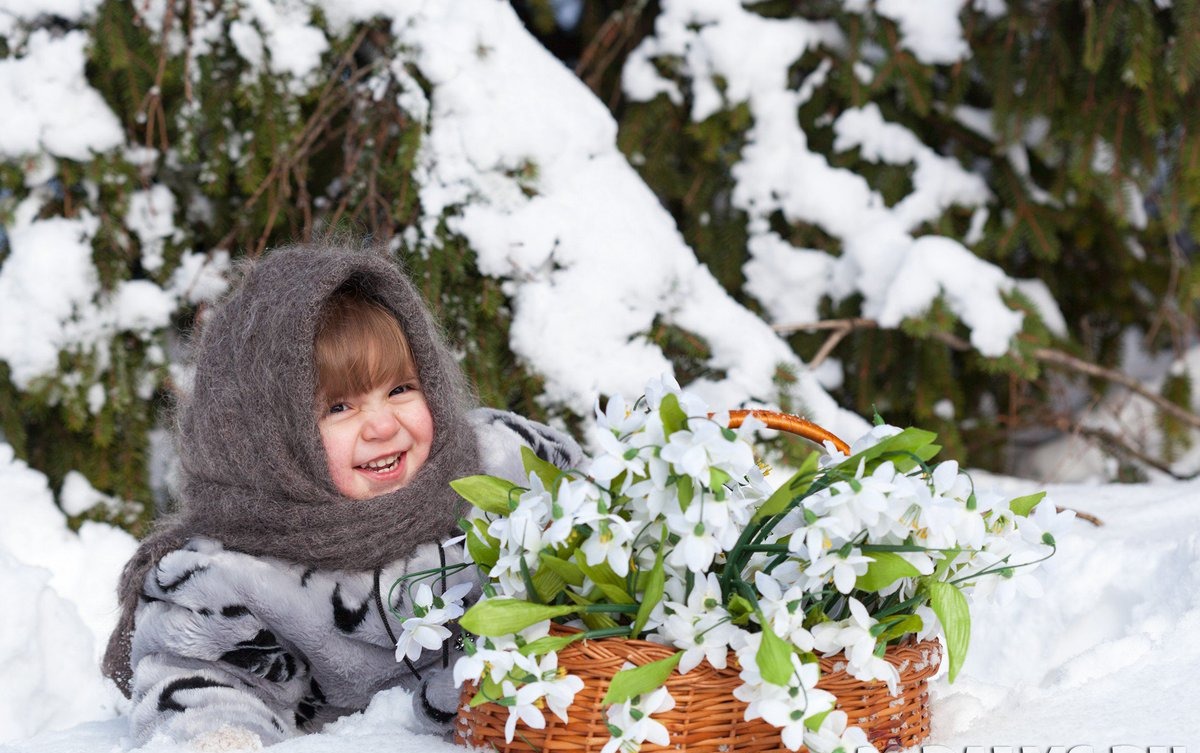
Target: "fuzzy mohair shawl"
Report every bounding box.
[102,244,479,693]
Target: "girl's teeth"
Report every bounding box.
[362,455,399,470]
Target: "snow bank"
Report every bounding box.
[934,477,1200,747]
[0,444,136,745]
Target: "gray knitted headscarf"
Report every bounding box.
[102,243,479,693]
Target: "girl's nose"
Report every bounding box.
[361,408,402,440]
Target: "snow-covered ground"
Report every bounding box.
[2,444,1196,753]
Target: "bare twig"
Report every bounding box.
[774,318,972,353]
[575,0,649,100]
[1050,416,1200,482]
[1059,506,1104,527]
[1033,347,1200,431]
[215,30,374,252]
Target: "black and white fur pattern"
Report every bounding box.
[128,409,581,745]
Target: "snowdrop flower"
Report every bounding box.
[819,424,902,467]
[501,679,547,742]
[811,597,899,694]
[542,476,597,546]
[625,456,674,519]
[454,622,551,690]
[601,685,676,753]
[664,501,725,573]
[515,471,554,520]
[581,514,635,576]
[1018,497,1075,551]
[658,573,740,673]
[642,373,706,415]
[513,651,584,724]
[395,581,472,662]
[733,633,835,751]
[595,393,648,437]
[805,547,874,594]
[960,536,1045,605]
[754,572,815,652]
[659,419,757,483]
[490,508,547,596]
[802,710,876,753]
[590,428,648,492]
[454,642,520,687]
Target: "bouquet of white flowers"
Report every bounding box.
[429,378,1071,753]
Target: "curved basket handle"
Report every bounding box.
[726,409,850,455]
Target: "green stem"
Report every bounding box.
[581,603,640,614]
[949,544,1057,585]
[581,626,635,640]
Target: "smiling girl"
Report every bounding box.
[101,244,581,748]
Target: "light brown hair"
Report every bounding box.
[314,288,417,401]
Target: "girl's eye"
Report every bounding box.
[328,402,348,414]
[390,383,417,397]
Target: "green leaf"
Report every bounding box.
[1009,491,1046,517]
[519,632,586,656]
[574,550,633,602]
[521,446,563,490]
[709,467,732,490]
[676,475,694,510]
[727,593,754,624]
[460,599,578,637]
[856,551,922,592]
[631,529,666,637]
[539,553,584,587]
[876,614,924,643]
[469,674,504,707]
[933,547,961,579]
[804,708,833,732]
[835,428,939,475]
[601,651,683,705]
[660,393,687,435]
[597,582,637,604]
[565,591,619,630]
[927,580,970,682]
[466,519,499,569]
[450,475,520,515]
[532,564,566,603]
[753,451,820,522]
[756,625,795,686]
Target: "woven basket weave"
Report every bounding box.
[454,630,941,753]
[454,411,942,752]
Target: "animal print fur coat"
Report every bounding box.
[127,409,581,746]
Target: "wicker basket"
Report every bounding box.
[454,629,941,753]
[454,411,942,752]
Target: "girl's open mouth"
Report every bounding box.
[356,453,403,475]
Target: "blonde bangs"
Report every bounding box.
[315,292,416,400]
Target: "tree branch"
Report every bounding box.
[1033,347,1200,431]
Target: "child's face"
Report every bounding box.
[317,380,434,500]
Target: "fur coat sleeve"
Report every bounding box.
[127,409,581,745]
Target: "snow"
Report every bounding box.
[0,209,215,390]
[125,186,179,274]
[3,444,1197,751]
[0,210,104,388]
[0,445,136,745]
[874,0,971,65]
[0,30,123,161]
